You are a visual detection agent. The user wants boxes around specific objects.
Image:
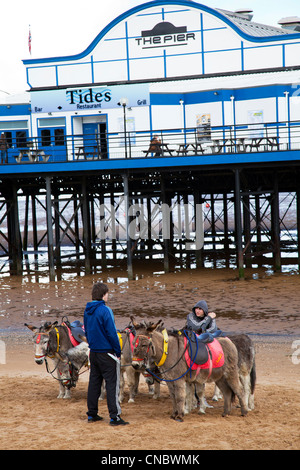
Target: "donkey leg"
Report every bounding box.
[184,382,195,414]
[225,375,248,417]
[126,367,140,403]
[169,380,186,422]
[212,385,223,401]
[119,369,125,403]
[195,383,207,414]
[63,387,72,399]
[56,370,71,399]
[215,379,232,416]
[57,380,65,399]
[239,373,254,411]
[168,382,184,421]
[153,380,160,399]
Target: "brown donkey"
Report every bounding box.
[131,320,248,421]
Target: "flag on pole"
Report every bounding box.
[28,25,32,55]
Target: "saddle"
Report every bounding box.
[184,330,225,372]
[69,321,85,343]
[185,331,212,366]
[62,319,85,347]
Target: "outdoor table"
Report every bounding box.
[176,143,205,155]
[76,146,101,159]
[143,143,174,157]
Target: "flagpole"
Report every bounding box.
[28,25,32,55]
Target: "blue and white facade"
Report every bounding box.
[2,0,300,162]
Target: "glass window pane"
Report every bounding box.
[16,131,27,148]
[41,129,51,146]
[54,128,65,146]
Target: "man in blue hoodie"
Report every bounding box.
[84,282,129,425]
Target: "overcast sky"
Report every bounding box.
[1,0,299,95]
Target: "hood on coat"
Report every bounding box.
[85,300,104,315]
[192,300,208,316]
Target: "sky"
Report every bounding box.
[1,0,299,96]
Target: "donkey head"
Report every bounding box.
[54,342,89,389]
[25,321,58,365]
[131,317,163,370]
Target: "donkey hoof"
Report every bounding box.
[170,414,184,422]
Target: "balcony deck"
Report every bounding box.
[1,121,299,177]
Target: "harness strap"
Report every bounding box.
[196,345,213,378]
[155,328,168,367]
[118,332,123,351]
[54,327,60,352]
[207,347,213,379]
[47,327,60,358]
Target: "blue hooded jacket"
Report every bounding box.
[83,300,121,357]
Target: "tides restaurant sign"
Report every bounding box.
[31,84,149,114]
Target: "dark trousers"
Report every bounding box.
[87,351,121,420]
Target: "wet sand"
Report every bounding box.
[0,267,299,450]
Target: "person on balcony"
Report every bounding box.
[149,135,162,156]
[0,133,8,164]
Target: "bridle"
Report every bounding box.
[33,326,87,388]
[33,327,60,361]
[132,329,200,383]
[132,334,152,366]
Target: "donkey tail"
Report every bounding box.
[250,358,256,395]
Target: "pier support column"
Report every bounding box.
[297,189,300,270]
[7,184,22,275]
[123,174,133,280]
[45,177,55,281]
[243,193,251,268]
[81,177,91,275]
[234,169,244,279]
[271,175,281,272]
[99,192,107,269]
[161,177,170,273]
[194,191,204,268]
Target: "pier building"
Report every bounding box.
[0,0,299,280]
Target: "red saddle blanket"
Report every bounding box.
[184,337,225,371]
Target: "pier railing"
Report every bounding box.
[2,120,300,164]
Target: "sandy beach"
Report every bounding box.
[0,266,299,450]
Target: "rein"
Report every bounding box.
[119,327,140,368]
[133,329,198,383]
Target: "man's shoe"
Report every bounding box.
[109,416,129,426]
[88,415,103,423]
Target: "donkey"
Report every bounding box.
[119,323,160,403]
[131,320,248,421]
[212,334,256,411]
[54,341,90,391]
[25,321,87,399]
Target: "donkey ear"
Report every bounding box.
[54,352,68,363]
[79,334,88,343]
[45,321,58,331]
[130,315,140,329]
[24,323,38,332]
[148,319,163,333]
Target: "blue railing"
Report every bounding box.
[1,120,300,164]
